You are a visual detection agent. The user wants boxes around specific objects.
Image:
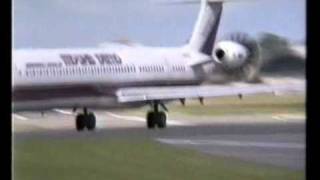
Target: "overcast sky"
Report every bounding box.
[13,0,305,49]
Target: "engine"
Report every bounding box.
[212,33,262,82]
[213,41,249,69]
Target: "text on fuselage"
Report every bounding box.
[60,53,122,66]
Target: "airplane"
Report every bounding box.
[12,0,305,131]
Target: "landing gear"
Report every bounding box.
[76,114,86,131]
[86,113,96,131]
[75,108,96,131]
[147,111,156,129]
[146,101,167,129]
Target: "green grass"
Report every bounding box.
[14,138,304,180]
[116,94,305,118]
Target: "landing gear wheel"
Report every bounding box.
[76,114,86,131]
[147,111,156,129]
[157,112,166,129]
[86,113,96,131]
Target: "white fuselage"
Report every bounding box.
[13,46,199,88]
[12,45,214,111]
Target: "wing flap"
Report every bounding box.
[116,81,305,103]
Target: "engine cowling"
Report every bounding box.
[214,41,249,69]
[212,33,262,82]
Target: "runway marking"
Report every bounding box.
[106,112,187,125]
[156,138,305,149]
[272,114,305,121]
[52,109,74,116]
[12,114,29,121]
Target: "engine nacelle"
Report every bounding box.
[210,32,262,82]
[213,41,249,69]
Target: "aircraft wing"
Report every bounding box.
[116,80,305,103]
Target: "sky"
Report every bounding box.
[13,0,305,49]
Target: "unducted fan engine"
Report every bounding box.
[213,33,262,82]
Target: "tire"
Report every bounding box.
[157,112,167,129]
[86,113,96,131]
[76,114,86,131]
[146,111,155,129]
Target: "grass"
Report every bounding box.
[115,94,305,118]
[13,94,305,179]
[13,138,304,180]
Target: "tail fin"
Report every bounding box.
[188,0,223,55]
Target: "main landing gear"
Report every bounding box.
[74,102,167,131]
[75,108,96,131]
[146,101,167,129]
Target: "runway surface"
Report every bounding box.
[13,109,305,170]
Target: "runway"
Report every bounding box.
[13,109,305,170]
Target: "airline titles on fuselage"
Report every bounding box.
[60,53,122,66]
[22,53,187,78]
[25,53,122,69]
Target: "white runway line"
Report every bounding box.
[52,109,74,116]
[106,112,187,125]
[156,138,305,149]
[12,114,29,121]
[272,114,305,121]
